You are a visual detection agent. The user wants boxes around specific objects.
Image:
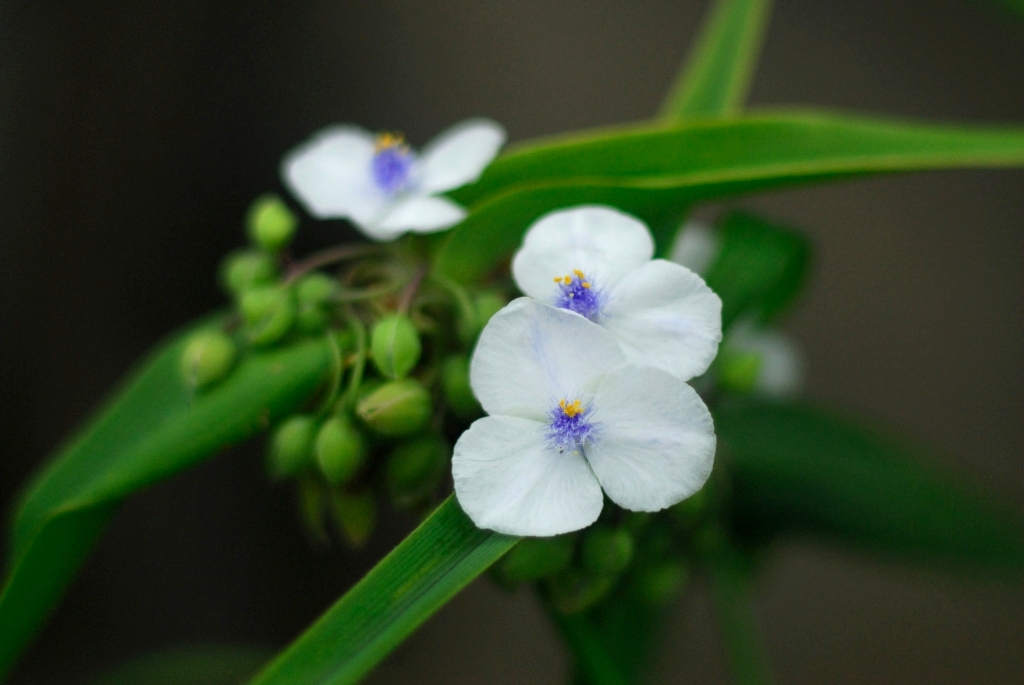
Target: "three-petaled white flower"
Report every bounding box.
[512,206,723,382]
[281,119,506,241]
[452,298,716,536]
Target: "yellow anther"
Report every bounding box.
[553,276,563,284]
[559,398,583,418]
[375,132,406,151]
[582,282,591,289]
[564,274,571,283]
[573,269,585,279]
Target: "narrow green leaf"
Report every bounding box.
[659,0,773,119]
[437,112,1024,281]
[715,399,1024,574]
[703,211,810,329]
[91,645,270,685]
[0,325,332,679]
[248,496,517,685]
[453,111,1024,207]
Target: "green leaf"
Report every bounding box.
[248,496,516,685]
[0,325,332,679]
[659,0,774,119]
[703,211,810,329]
[715,399,1024,574]
[91,645,270,685]
[438,111,1024,280]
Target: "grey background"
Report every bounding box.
[1,0,1022,683]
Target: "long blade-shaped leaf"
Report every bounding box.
[659,0,773,119]
[249,496,517,685]
[452,111,1024,206]
[715,398,1024,573]
[0,325,331,678]
[436,112,1024,281]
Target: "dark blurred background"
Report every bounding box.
[1,0,1022,683]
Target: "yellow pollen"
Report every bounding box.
[559,398,583,418]
[553,276,563,283]
[582,282,591,289]
[375,132,406,151]
[564,274,571,282]
[573,269,585,279]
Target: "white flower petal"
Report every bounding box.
[453,415,604,536]
[281,125,388,225]
[512,206,654,302]
[602,260,722,381]
[470,298,625,421]
[670,220,720,276]
[417,118,507,193]
[728,319,804,398]
[375,194,467,234]
[585,365,715,512]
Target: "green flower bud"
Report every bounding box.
[497,534,577,584]
[247,194,297,252]
[296,307,330,335]
[547,570,614,615]
[267,415,317,479]
[298,478,329,545]
[220,250,278,295]
[440,355,481,420]
[296,272,340,307]
[370,314,421,379]
[180,330,236,390]
[581,527,634,577]
[717,349,762,393]
[458,291,509,344]
[315,416,366,486]
[240,285,295,346]
[330,490,376,548]
[385,436,449,508]
[356,379,432,437]
[636,561,687,605]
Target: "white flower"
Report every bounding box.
[452,298,716,536]
[511,206,723,381]
[670,219,720,276]
[281,119,506,241]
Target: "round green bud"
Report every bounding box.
[220,250,278,295]
[717,349,762,393]
[180,330,236,390]
[582,527,634,577]
[636,561,687,606]
[296,306,330,335]
[547,570,614,615]
[497,534,577,584]
[440,355,481,420]
[370,314,421,379]
[385,436,449,508]
[267,415,317,479]
[356,379,432,437]
[296,272,340,307]
[458,291,508,344]
[240,285,295,346]
[315,416,366,486]
[330,490,376,548]
[246,194,297,252]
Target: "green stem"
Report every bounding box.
[340,315,367,412]
[544,595,629,685]
[708,549,773,685]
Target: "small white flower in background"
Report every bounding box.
[281,118,506,241]
[670,219,720,276]
[511,206,723,382]
[452,298,716,536]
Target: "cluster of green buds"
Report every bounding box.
[180,194,510,548]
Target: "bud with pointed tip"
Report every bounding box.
[385,436,449,508]
[356,379,432,436]
[240,285,295,346]
[440,355,481,420]
[315,416,366,485]
[295,273,339,334]
[180,330,236,390]
[330,490,376,548]
[247,194,297,252]
[370,314,421,379]
[268,414,317,479]
[221,250,278,295]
